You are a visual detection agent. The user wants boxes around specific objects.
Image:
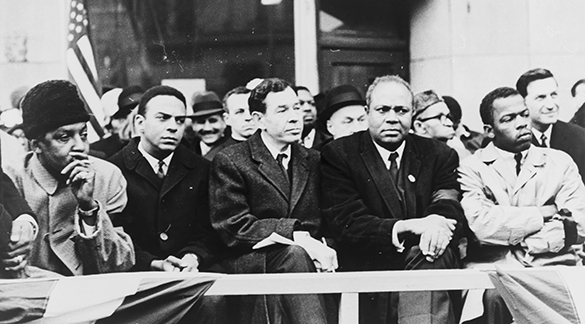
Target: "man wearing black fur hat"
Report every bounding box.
[7,80,135,276]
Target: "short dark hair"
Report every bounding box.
[292,86,310,95]
[515,68,555,97]
[248,78,292,114]
[571,79,585,97]
[480,87,521,126]
[222,86,251,113]
[137,85,186,116]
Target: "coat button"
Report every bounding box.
[159,232,169,241]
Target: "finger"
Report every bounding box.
[313,260,323,272]
[3,254,25,268]
[435,234,450,258]
[161,261,178,272]
[68,171,91,185]
[419,232,431,256]
[69,152,89,160]
[431,232,447,258]
[61,159,88,175]
[9,223,21,243]
[5,244,32,259]
[5,259,27,272]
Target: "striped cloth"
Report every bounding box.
[489,266,585,324]
[0,271,220,324]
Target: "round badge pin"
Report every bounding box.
[408,174,416,182]
[159,232,169,241]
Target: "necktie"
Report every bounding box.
[276,153,289,183]
[514,153,522,175]
[389,152,399,184]
[157,160,165,179]
[540,133,548,148]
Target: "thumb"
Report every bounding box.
[10,223,21,243]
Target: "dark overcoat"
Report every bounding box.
[209,131,323,274]
[109,138,223,271]
[541,121,585,184]
[320,131,464,271]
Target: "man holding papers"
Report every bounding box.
[210,78,337,324]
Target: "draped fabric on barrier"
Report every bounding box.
[0,272,220,324]
[489,266,585,324]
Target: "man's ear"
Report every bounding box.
[483,124,495,139]
[134,114,146,134]
[412,120,426,135]
[252,111,265,129]
[30,139,42,154]
[223,112,230,126]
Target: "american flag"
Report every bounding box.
[67,0,105,140]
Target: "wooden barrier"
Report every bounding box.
[205,269,496,324]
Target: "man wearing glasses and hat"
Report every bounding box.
[412,90,456,143]
[186,91,229,160]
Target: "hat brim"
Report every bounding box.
[319,100,366,123]
[190,108,225,118]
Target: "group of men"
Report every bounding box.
[0,67,584,324]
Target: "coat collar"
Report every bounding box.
[479,142,546,194]
[359,132,421,219]
[28,153,60,195]
[122,138,196,195]
[248,132,311,210]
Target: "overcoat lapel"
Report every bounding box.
[160,149,192,198]
[513,147,544,196]
[122,140,163,190]
[360,133,405,219]
[289,144,310,213]
[401,137,421,220]
[249,133,291,202]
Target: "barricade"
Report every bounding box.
[204,269,496,324]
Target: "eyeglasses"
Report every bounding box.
[299,100,315,106]
[417,113,453,123]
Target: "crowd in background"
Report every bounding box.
[1,68,585,324]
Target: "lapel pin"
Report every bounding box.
[408,174,416,182]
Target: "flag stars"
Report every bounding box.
[71,0,77,7]
[77,3,84,11]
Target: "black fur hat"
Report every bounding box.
[21,80,89,139]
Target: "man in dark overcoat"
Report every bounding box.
[321,75,464,324]
[109,85,227,324]
[210,78,337,324]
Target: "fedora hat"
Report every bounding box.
[319,85,365,123]
[191,91,224,118]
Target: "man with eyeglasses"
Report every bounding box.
[321,75,464,324]
[412,90,456,142]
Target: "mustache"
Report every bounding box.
[198,129,220,135]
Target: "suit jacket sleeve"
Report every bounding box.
[321,142,400,254]
[423,145,465,226]
[210,152,301,250]
[458,157,544,246]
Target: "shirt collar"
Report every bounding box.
[138,140,174,174]
[372,138,406,168]
[260,131,292,160]
[531,126,552,145]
